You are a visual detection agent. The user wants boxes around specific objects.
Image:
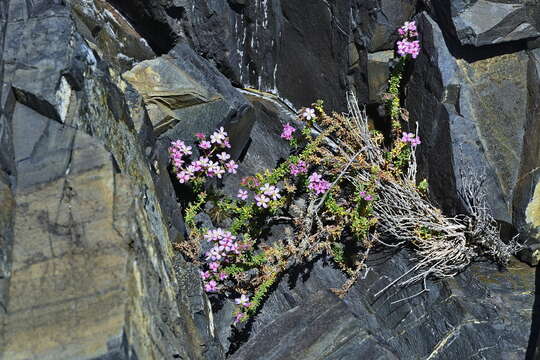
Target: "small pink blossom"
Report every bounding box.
[176,171,191,184]
[217,152,231,162]
[226,160,239,174]
[234,312,245,325]
[290,160,308,176]
[200,271,210,280]
[195,132,206,140]
[237,189,249,200]
[209,262,220,272]
[199,141,212,149]
[281,123,296,141]
[308,172,331,195]
[219,272,229,281]
[401,132,421,146]
[204,280,218,293]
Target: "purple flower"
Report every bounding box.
[401,132,421,146]
[260,183,281,200]
[235,294,251,307]
[290,160,308,176]
[219,272,229,281]
[281,123,296,141]
[237,189,249,200]
[210,127,228,145]
[204,280,218,293]
[364,195,373,201]
[176,171,191,184]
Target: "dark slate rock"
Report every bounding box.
[429,0,540,47]
[231,290,399,360]
[406,12,540,247]
[231,252,534,359]
[104,0,366,111]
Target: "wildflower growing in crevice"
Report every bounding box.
[204,280,218,293]
[281,123,296,140]
[396,21,421,59]
[401,132,421,146]
[255,194,271,208]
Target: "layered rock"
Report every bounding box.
[406,12,540,263]
[428,0,540,47]
[0,1,233,358]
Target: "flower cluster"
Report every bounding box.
[308,172,331,195]
[401,132,421,146]
[397,21,420,58]
[254,183,281,208]
[281,123,297,141]
[169,128,238,184]
[290,160,308,176]
[201,228,249,293]
[358,191,373,202]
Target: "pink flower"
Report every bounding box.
[401,132,421,146]
[195,133,206,140]
[281,123,296,140]
[290,160,308,176]
[364,195,373,201]
[237,189,248,200]
[176,171,191,184]
[301,108,316,120]
[235,294,251,307]
[226,160,238,174]
[234,312,245,325]
[255,194,270,208]
[200,271,210,280]
[210,127,228,145]
[209,262,220,272]
[217,152,231,162]
[199,141,212,149]
[219,272,229,280]
[204,280,218,293]
[308,172,331,195]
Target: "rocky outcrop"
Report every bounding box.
[406,12,540,263]
[0,1,230,358]
[1,0,539,359]
[226,252,534,360]
[106,0,366,111]
[428,0,540,47]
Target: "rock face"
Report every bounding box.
[0,1,228,358]
[107,0,366,110]
[428,0,540,47]
[406,12,540,263]
[229,255,534,360]
[1,0,539,359]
